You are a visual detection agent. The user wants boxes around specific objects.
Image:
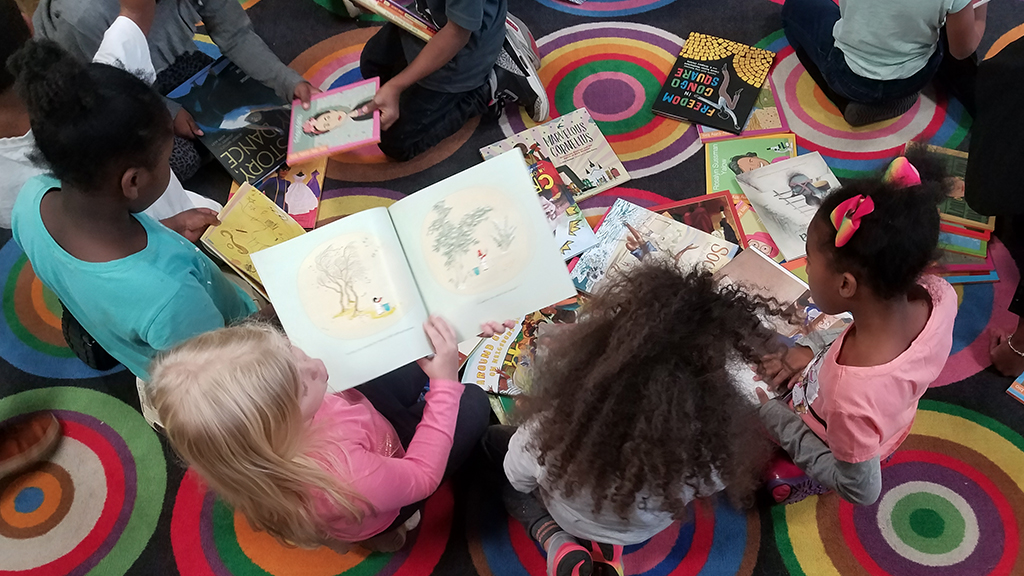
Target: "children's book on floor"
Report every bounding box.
[735,151,840,261]
[650,191,746,248]
[904,142,995,232]
[168,58,290,185]
[229,157,327,229]
[1007,371,1024,407]
[461,295,583,396]
[251,151,577,391]
[570,198,738,293]
[201,183,308,299]
[480,107,630,202]
[713,248,851,404]
[287,79,380,165]
[530,157,598,259]
[348,0,438,41]
[697,79,789,142]
[652,32,775,135]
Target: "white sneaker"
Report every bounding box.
[505,13,542,71]
[491,39,549,122]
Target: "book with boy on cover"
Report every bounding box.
[168,58,290,185]
[251,151,577,391]
[651,191,746,248]
[201,183,308,299]
[462,295,583,396]
[697,79,789,142]
[287,79,380,165]
[713,248,851,403]
[229,157,328,229]
[652,33,775,135]
[903,142,996,232]
[349,0,438,41]
[735,152,840,261]
[480,108,630,202]
[570,199,739,293]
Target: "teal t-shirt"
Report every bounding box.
[833,0,972,81]
[12,175,257,380]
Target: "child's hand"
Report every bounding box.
[173,109,203,138]
[161,208,220,242]
[416,316,460,382]
[358,83,401,130]
[293,81,321,110]
[478,319,517,338]
[755,387,770,405]
[754,345,814,391]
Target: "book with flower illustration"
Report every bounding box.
[480,107,630,202]
[652,33,775,134]
[569,198,739,294]
[251,151,577,391]
[200,183,308,300]
[287,78,380,165]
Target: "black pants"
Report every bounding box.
[359,23,490,161]
[356,363,491,529]
[481,425,553,537]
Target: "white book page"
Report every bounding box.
[387,151,577,341]
[252,206,432,391]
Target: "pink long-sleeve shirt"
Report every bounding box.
[309,379,462,542]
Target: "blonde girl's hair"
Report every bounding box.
[148,323,366,547]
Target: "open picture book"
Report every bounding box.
[251,151,577,391]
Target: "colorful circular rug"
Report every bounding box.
[0,387,165,575]
[528,0,678,18]
[757,30,972,178]
[315,187,403,227]
[288,29,479,183]
[170,473,454,576]
[466,487,759,576]
[0,240,124,380]
[499,22,702,179]
[772,400,1024,576]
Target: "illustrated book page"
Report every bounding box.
[201,183,306,298]
[229,157,328,229]
[387,150,578,342]
[697,78,789,142]
[735,151,840,261]
[903,142,995,232]
[479,107,630,202]
[348,0,438,41]
[251,207,432,392]
[531,157,597,259]
[652,191,746,248]
[288,78,380,165]
[570,198,738,293]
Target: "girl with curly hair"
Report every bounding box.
[482,262,780,576]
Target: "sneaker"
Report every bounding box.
[505,13,542,71]
[490,39,549,122]
[548,533,593,576]
[583,541,623,576]
[0,413,61,480]
[842,93,918,127]
[764,456,830,505]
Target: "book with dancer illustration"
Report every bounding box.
[229,157,327,229]
[650,191,746,248]
[652,33,775,135]
[570,199,738,293]
[903,142,995,232]
[168,58,290,185]
[251,151,577,391]
[480,107,630,202]
[348,0,438,41]
[287,79,380,165]
[735,152,841,261]
[697,79,789,142]
[201,183,308,299]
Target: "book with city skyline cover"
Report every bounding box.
[251,151,577,391]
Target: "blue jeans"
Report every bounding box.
[781,0,942,106]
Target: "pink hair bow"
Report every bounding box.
[882,156,921,188]
[829,194,875,248]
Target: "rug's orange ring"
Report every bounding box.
[0,469,63,529]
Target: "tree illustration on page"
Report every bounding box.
[427,201,493,286]
[315,243,369,317]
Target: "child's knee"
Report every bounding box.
[459,384,491,435]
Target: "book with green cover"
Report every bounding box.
[904,142,995,231]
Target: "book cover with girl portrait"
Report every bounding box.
[287,78,380,165]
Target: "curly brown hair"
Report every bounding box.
[518,261,782,518]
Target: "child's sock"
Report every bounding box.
[530,517,593,576]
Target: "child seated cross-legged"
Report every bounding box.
[9,39,257,384]
[757,156,958,506]
[483,263,777,576]
[149,317,492,551]
[357,0,548,161]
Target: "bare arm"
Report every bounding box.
[361,21,472,129]
[945,3,987,60]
